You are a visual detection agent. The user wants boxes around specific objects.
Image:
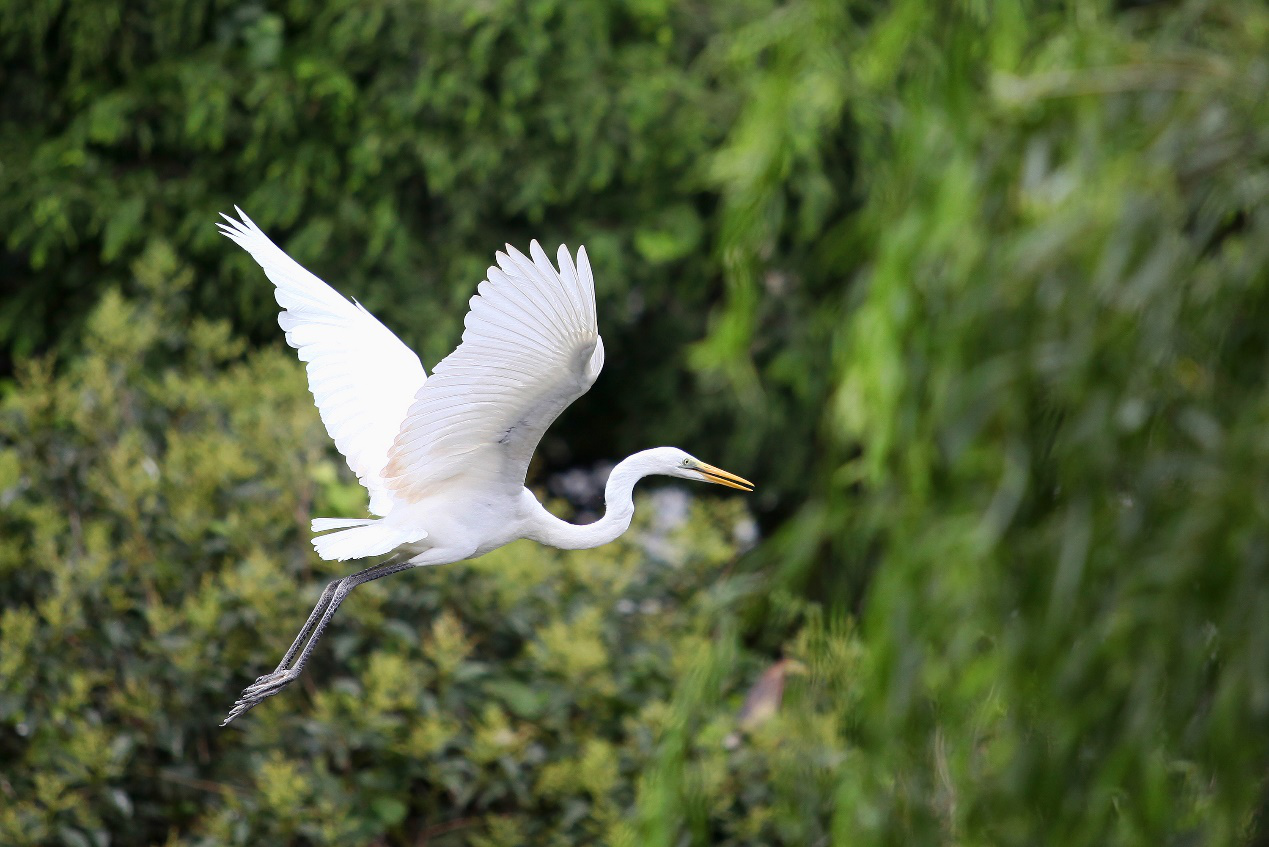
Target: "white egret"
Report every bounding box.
[216,208,753,725]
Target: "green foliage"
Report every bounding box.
[706,0,1269,843]
[4,0,1269,845]
[0,257,850,845]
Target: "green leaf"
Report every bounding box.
[371,797,408,827]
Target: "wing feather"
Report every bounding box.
[218,208,426,516]
[382,240,603,499]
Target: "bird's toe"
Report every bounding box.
[241,669,298,697]
[221,669,302,726]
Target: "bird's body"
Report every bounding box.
[216,208,751,724]
[374,451,665,563]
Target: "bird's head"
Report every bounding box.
[651,447,754,492]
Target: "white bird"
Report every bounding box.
[216,208,753,725]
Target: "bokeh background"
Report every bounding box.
[3,0,1269,844]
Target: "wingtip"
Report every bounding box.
[504,242,535,264]
[231,205,261,233]
[218,207,253,235]
[528,239,554,270]
[556,242,579,270]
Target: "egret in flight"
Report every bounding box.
[216,208,752,725]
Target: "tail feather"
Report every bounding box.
[312,517,375,532]
[310,517,427,561]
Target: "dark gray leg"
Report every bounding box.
[271,578,341,673]
[221,558,415,725]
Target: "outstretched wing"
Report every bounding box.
[382,241,603,500]
[218,208,426,516]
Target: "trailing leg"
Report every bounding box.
[221,558,415,725]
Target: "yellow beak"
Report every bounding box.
[695,461,755,492]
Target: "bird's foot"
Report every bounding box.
[220,668,301,726]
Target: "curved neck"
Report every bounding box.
[531,451,660,550]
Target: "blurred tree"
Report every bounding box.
[705,0,1269,843]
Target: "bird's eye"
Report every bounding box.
[682,459,690,466]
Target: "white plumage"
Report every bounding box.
[216,207,752,725]
[218,210,424,517]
